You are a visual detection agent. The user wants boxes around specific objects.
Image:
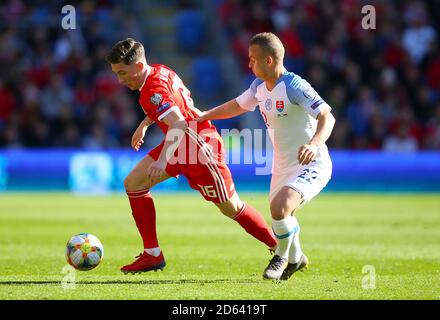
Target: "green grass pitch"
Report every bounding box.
[0,192,439,300]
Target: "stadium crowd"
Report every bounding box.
[0,0,439,151]
[218,0,440,151]
[0,0,146,149]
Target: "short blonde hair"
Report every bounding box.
[250,32,285,63]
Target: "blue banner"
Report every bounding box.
[0,149,439,193]
[0,155,7,191]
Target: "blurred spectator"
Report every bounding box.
[0,1,144,150]
[424,103,440,149]
[383,123,418,153]
[0,79,16,126]
[83,123,119,149]
[426,45,440,91]
[40,74,74,120]
[402,1,437,64]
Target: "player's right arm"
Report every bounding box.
[197,99,248,122]
[197,78,260,122]
[131,116,154,151]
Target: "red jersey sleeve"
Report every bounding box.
[140,83,178,122]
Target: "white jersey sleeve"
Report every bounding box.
[286,76,331,118]
[235,78,263,111]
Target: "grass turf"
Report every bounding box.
[0,192,439,300]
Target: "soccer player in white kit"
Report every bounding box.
[197,32,335,280]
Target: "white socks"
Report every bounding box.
[272,216,297,259]
[144,247,161,257]
[288,215,303,264]
[272,215,303,263]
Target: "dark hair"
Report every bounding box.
[105,38,145,65]
[250,32,285,62]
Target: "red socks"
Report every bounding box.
[233,203,277,248]
[126,190,276,250]
[126,189,159,249]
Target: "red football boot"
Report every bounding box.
[121,251,166,274]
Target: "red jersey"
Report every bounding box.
[140,65,235,204]
[139,64,215,134]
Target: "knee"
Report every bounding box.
[219,207,235,218]
[218,205,237,218]
[270,188,302,220]
[270,199,290,220]
[217,199,243,218]
[123,175,134,191]
[124,174,148,191]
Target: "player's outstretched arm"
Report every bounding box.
[131,116,154,151]
[196,99,248,122]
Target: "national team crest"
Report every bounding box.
[150,93,163,105]
[265,99,272,111]
[276,100,284,112]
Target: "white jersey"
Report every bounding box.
[236,70,332,176]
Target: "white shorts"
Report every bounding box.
[269,159,332,207]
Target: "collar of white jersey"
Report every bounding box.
[280,68,289,78]
[271,68,290,87]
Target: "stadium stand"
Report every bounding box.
[0,0,439,151]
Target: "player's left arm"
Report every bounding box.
[298,108,336,165]
[288,78,336,165]
[146,108,188,183]
[132,116,155,151]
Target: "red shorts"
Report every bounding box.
[148,128,236,204]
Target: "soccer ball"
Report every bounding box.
[65,233,104,271]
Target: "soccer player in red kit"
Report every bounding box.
[106,38,277,273]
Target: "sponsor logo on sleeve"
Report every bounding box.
[150,93,163,105]
[157,102,171,113]
[310,100,324,110]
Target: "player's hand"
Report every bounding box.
[146,159,167,185]
[297,144,318,165]
[131,125,148,151]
